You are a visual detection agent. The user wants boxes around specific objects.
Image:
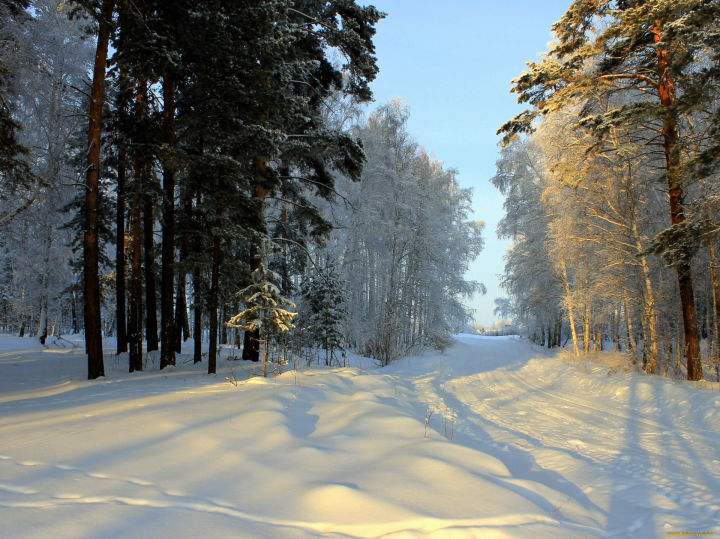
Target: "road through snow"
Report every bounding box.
[388,335,720,536]
[0,334,719,537]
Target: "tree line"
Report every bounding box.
[495,0,720,381]
[0,0,483,378]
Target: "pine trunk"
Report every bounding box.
[116,159,128,354]
[208,231,220,374]
[173,239,189,353]
[709,240,720,380]
[128,202,143,372]
[128,78,146,373]
[83,0,115,379]
[160,73,176,368]
[193,266,202,364]
[654,25,702,381]
[143,192,158,351]
[243,177,265,362]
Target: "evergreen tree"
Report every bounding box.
[227,242,297,377]
[299,261,347,366]
[74,0,115,379]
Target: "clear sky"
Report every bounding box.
[363,0,572,326]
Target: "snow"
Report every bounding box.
[1,334,719,537]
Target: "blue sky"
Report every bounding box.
[363,0,571,326]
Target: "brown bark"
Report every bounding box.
[116,158,128,354]
[160,73,176,368]
[709,240,720,380]
[128,77,146,373]
[143,192,158,351]
[128,200,143,372]
[84,0,115,380]
[654,25,702,380]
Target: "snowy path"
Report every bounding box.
[389,335,720,536]
[1,335,719,537]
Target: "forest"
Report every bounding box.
[0,0,483,379]
[495,0,720,381]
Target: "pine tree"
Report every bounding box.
[228,242,297,377]
[75,0,116,379]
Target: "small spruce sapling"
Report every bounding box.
[227,242,297,377]
[300,262,347,366]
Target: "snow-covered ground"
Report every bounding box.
[1,334,719,537]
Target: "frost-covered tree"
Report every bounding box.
[0,1,93,344]
[500,0,720,380]
[332,100,484,364]
[491,137,563,348]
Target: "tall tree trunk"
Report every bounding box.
[160,72,176,368]
[624,301,637,361]
[173,188,192,353]
[37,290,48,345]
[143,192,158,351]
[243,170,265,362]
[654,25,702,380]
[128,78,146,373]
[193,266,202,364]
[262,329,268,377]
[37,226,50,345]
[710,239,720,380]
[632,217,659,373]
[613,308,620,351]
[128,203,143,372]
[116,159,128,354]
[173,224,189,353]
[84,0,115,379]
[192,191,203,364]
[561,259,580,356]
[71,289,78,334]
[583,304,591,354]
[208,231,220,374]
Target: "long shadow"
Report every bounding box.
[652,381,720,528]
[0,350,267,420]
[605,374,655,536]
